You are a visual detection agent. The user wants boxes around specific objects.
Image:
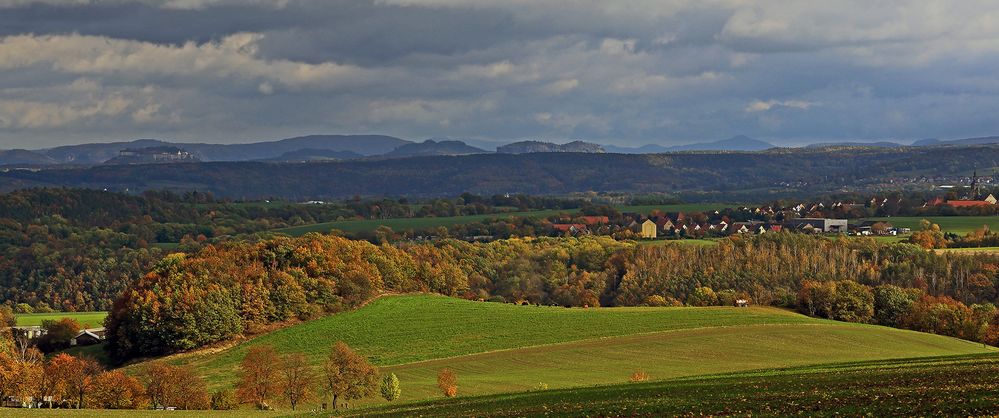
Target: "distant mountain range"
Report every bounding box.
[6,133,999,167]
[604,136,776,153]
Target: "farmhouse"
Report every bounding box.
[70,327,106,346]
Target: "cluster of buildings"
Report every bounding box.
[636,217,854,239]
[10,325,106,346]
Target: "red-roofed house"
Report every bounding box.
[947,200,993,208]
[552,224,588,234]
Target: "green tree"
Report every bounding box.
[873,285,918,327]
[830,281,874,323]
[211,388,238,410]
[380,373,401,401]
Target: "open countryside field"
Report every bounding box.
[865,216,999,235]
[350,353,999,417]
[164,294,992,410]
[15,311,107,327]
[271,209,566,236]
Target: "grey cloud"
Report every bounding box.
[3,0,999,149]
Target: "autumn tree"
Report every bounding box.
[49,354,102,408]
[437,368,457,398]
[37,318,81,352]
[91,370,148,409]
[322,341,379,409]
[138,361,210,410]
[280,352,315,410]
[236,345,282,409]
[211,388,238,410]
[380,373,401,401]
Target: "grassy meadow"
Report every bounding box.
[349,353,999,417]
[864,216,999,235]
[160,294,992,410]
[15,311,107,327]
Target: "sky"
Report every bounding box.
[3,0,999,148]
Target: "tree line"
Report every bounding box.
[106,232,999,362]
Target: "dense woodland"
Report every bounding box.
[0,189,581,311]
[107,233,999,361]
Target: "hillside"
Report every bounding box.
[354,354,999,417]
[382,139,486,157]
[5,145,999,199]
[166,295,992,406]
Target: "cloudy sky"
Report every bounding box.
[3,0,999,148]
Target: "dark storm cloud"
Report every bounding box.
[2,0,999,148]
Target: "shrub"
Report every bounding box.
[437,368,457,398]
[211,389,238,410]
[380,373,401,401]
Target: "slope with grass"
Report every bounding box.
[172,294,823,386]
[351,353,999,417]
[167,294,992,409]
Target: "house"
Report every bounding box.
[70,328,106,346]
[653,216,675,234]
[640,220,657,239]
[735,299,749,307]
[552,224,588,235]
[783,218,848,233]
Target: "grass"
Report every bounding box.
[864,216,999,235]
[348,353,999,417]
[378,323,991,402]
[165,294,992,411]
[15,311,107,327]
[172,295,824,387]
[0,410,283,418]
[271,210,567,236]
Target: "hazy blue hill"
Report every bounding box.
[383,139,487,157]
[0,149,57,166]
[263,148,364,162]
[32,135,410,164]
[912,136,999,147]
[497,140,605,153]
[605,135,775,153]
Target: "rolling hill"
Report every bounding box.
[162,294,993,409]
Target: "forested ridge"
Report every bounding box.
[107,233,999,361]
[5,145,999,199]
[0,188,580,311]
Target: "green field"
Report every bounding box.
[15,311,107,327]
[163,294,992,412]
[351,354,999,417]
[864,216,999,235]
[271,210,567,236]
